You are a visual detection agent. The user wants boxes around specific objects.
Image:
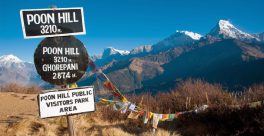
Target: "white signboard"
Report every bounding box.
[38,86,95,118]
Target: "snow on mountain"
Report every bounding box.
[0,54,24,65]
[176,30,202,40]
[0,54,27,69]
[0,54,23,63]
[102,47,130,58]
[91,20,262,66]
[151,30,202,52]
[130,45,152,55]
[92,31,202,63]
[208,20,259,41]
[0,54,38,85]
[0,54,32,70]
[91,45,152,63]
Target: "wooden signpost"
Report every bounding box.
[20,7,92,136]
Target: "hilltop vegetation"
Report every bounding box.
[1,79,264,135]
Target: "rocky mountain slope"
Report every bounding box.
[0,54,47,87]
[81,20,264,93]
[2,20,263,93]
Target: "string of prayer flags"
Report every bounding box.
[143,112,148,124]
[103,80,128,102]
[94,68,128,102]
[128,103,136,111]
[121,103,129,114]
[143,111,153,124]
[96,97,116,105]
[103,80,117,91]
[167,114,175,121]
[138,110,145,116]
[100,98,115,105]
[86,59,264,130]
[113,102,130,113]
[175,112,182,119]
[160,114,169,121]
[152,114,162,129]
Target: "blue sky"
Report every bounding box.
[0,0,263,62]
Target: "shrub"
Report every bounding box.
[0,83,41,94]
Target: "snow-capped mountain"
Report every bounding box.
[151,30,202,53]
[91,30,202,65]
[208,20,259,41]
[0,54,23,63]
[91,47,131,66]
[81,20,264,92]
[90,19,263,68]
[176,30,202,40]
[102,47,130,58]
[91,45,152,65]
[0,54,33,70]
[0,54,38,85]
[130,45,152,55]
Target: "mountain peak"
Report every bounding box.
[0,54,23,63]
[218,20,234,29]
[0,54,39,86]
[151,30,202,53]
[102,47,130,58]
[176,30,202,40]
[208,19,258,41]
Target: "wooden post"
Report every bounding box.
[49,7,76,134]
[66,85,75,136]
[60,85,75,136]
[67,115,75,136]
[32,5,86,136]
